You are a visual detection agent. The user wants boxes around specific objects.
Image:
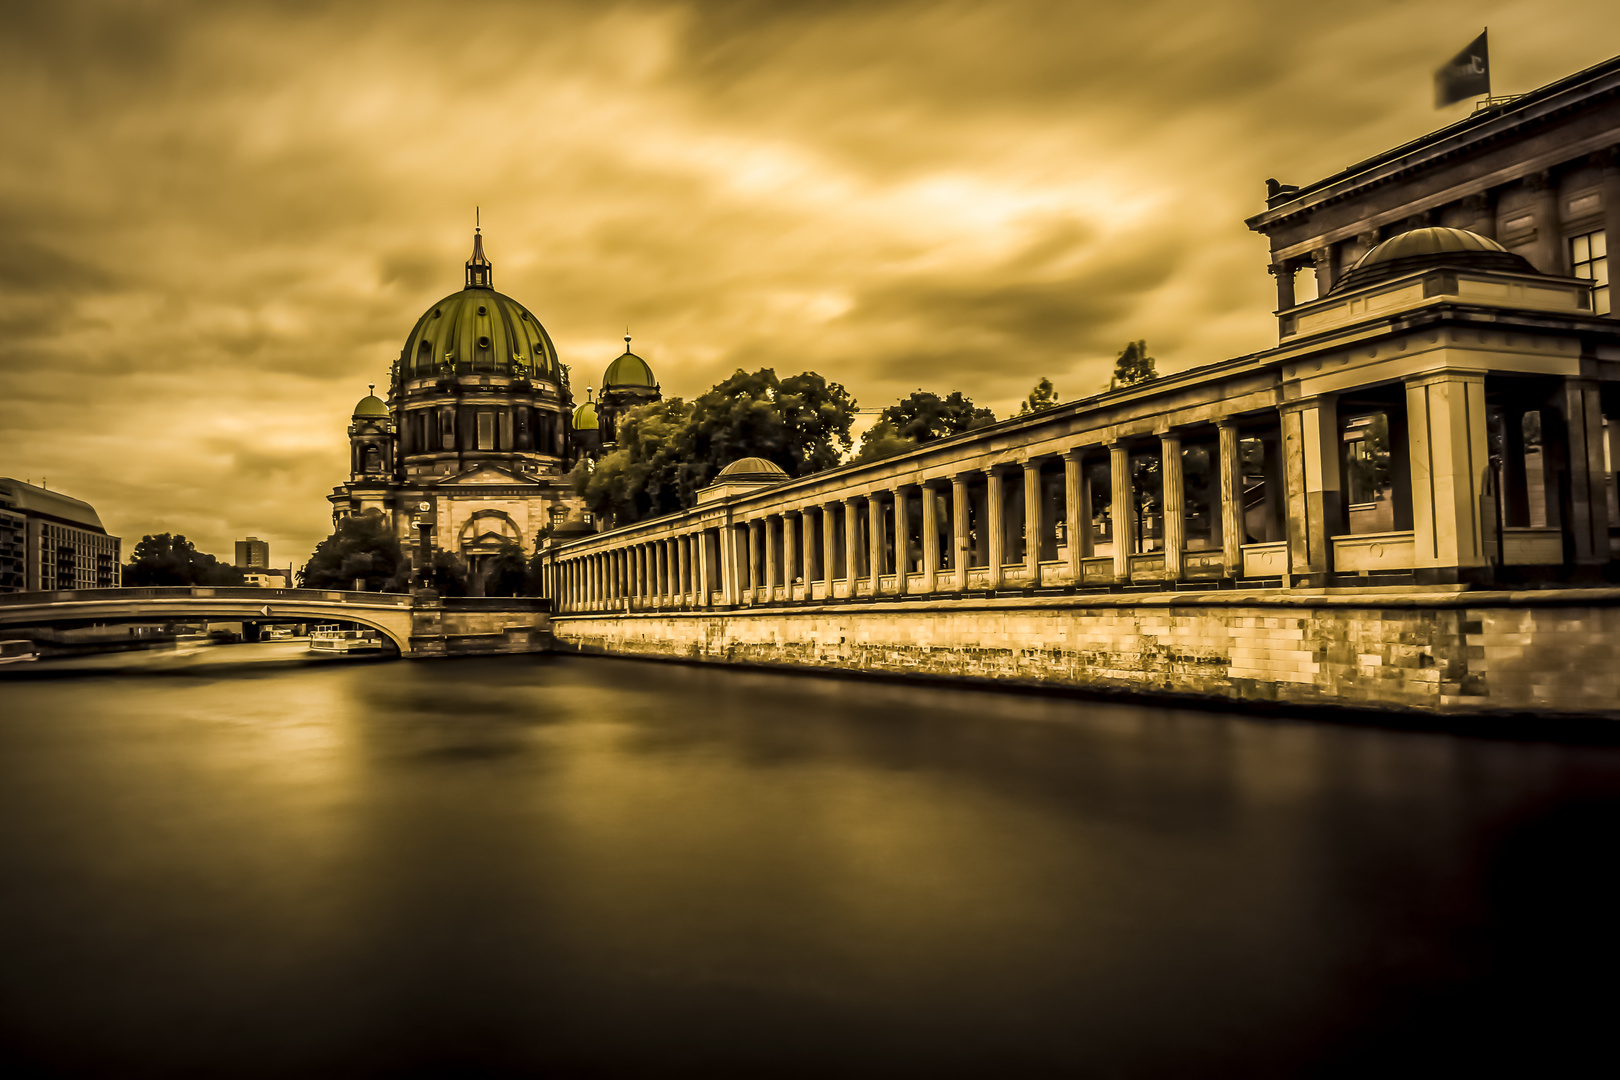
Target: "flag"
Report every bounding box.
[1435,31,1490,107]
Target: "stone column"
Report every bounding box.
[894,488,910,595]
[1405,372,1491,572]
[868,495,884,595]
[986,470,1005,589]
[763,517,778,603]
[1269,261,1296,311]
[1545,376,1610,564]
[1281,395,1343,581]
[1160,432,1185,579]
[951,475,970,591]
[921,484,939,593]
[1218,420,1244,575]
[697,531,711,607]
[1064,449,1087,582]
[743,520,758,603]
[802,508,819,594]
[844,496,862,597]
[1524,170,1561,274]
[777,508,790,595]
[1110,443,1132,581]
[822,503,837,595]
[1311,246,1334,296]
[1022,460,1042,587]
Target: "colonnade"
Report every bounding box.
[549,361,1615,613]
[552,417,1267,612]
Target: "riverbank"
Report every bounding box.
[552,587,1620,721]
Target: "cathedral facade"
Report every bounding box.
[328,230,660,582]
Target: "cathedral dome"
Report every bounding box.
[352,385,389,418]
[603,338,657,389]
[397,231,561,381]
[573,392,599,431]
[1332,227,1535,293]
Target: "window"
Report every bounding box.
[477,411,495,450]
[1571,231,1610,316]
[1344,412,1396,533]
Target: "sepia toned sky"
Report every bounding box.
[2,0,1618,568]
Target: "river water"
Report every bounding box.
[1,648,1616,1076]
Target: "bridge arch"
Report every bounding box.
[0,587,417,656]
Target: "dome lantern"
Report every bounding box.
[465,215,492,290]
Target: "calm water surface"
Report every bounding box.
[1,651,1616,1076]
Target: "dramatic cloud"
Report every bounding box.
[0,0,1615,567]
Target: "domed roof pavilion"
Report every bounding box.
[1332,227,1537,294]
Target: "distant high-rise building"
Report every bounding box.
[235,536,270,568]
[0,479,121,593]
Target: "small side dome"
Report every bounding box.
[353,385,389,418]
[603,335,657,389]
[718,456,788,479]
[1333,227,1535,293]
[573,389,599,431]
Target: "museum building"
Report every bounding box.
[327,230,662,580]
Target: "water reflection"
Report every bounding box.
[0,655,1615,1075]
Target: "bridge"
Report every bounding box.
[0,587,550,659]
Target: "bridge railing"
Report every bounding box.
[0,587,415,607]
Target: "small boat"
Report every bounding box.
[308,625,384,653]
[0,640,39,665]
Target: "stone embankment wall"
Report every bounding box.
[406,600,551,658]
[551,591,1620,717]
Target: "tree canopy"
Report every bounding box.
[854,389,997,463]
[1111,340,1159,388]
[1019,377,1060,414]
[299,510,408,592]
[124,534,244,587]
[483,540,529,598]
[575,368,857,524]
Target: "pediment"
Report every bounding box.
[434,464,540,487]
[462,530,517,552]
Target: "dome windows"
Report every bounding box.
[477,305,488,316]
[477,335,491,349]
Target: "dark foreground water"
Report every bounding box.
[1,652,1617,1077]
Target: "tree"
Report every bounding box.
[854,390,997,463]
[483,540,529,598]
[1020,377,1060,414]
[576,368,858,525]
[1111,340,1159,388]
[124,534,244,587]
[428,550,469,597]
[300,510,408,592]
[853,420,920,464]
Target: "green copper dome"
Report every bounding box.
[573,396,599,431]
[352,391,389,418]
[397,232,561,380]
[603,347,657,389]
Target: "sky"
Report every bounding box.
[2,0,1617,570]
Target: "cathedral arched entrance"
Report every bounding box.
[458,510,524,595]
